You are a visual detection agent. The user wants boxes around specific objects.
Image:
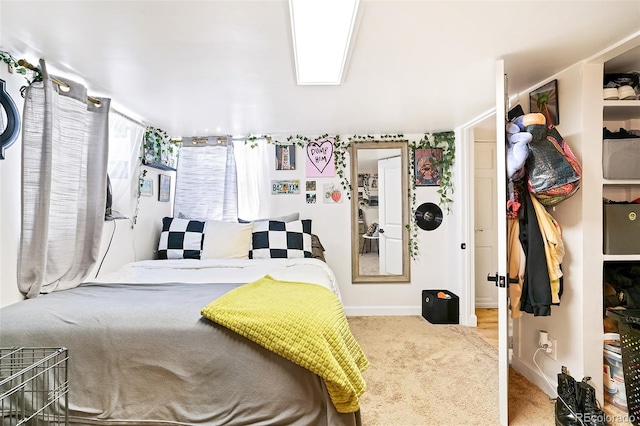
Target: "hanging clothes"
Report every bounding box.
[518,191,553,316]
[530,194,565,304]
[507,217,525,319]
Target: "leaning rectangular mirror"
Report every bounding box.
[351,141,410,283]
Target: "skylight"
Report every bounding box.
[289,0,360,85]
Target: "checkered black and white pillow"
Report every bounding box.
[250,219,312,259]
[158,217,205,259]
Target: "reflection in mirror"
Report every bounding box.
[351,142,410,283]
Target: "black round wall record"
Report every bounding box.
[415,202,443,231]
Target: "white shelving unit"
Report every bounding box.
[602,96,640,252]
[603,100,640,121]
[599,62,640,415]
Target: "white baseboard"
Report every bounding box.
[343,306,421,317]
[475,302,498,309]
[510,355,557,398]
[344,305,475,327]
[467,313,478,327]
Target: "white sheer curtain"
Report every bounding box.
[107,110,144,218]
[173,140,238,221]
[234,138,270,220]
[19,59,110,297]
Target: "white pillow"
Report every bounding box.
[238,212,300,223]
[202,220,254,260]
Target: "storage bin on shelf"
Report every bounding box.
[603,138,640,179]
[603,202,640,254]
[603,333,628,412]
[606,309,640,425]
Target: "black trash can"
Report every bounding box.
[422,290,459,324]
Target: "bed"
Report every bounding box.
[0,256,367,425]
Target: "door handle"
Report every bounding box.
[487,273,507,288]
[378,228,385,234]
[475,228,484,232]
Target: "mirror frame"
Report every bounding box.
[351,141,411,283]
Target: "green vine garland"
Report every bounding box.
[139,130,455,259]
[409,131,456,212]
[144,127,180,168]
[0,50,41,85]
[3,49,455,259]
[407,131,456,258]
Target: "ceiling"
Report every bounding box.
[1,1,639,138]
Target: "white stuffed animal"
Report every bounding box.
[505,113,545,180]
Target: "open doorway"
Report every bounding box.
[472,118,499,349]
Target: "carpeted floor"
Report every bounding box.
[347,315,554,425]
[348,315,634,425]
[358,252,379,275]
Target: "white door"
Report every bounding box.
[475,141,499,308]
[494,60,509,426]
[377,156,403,275]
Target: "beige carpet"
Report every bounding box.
[358,253,379,275]
[347,315,555,425]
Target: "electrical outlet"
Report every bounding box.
[547,337,557,360]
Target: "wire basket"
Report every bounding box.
[0,347,69,426]
[606,310,640,425]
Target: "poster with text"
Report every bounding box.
[306,139,335,177]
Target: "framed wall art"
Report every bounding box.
[414,148,443,186]
[529,79,559,126]
[275,144,296,170]
[158,174,171,202]
[271,179,300,194]
[140,177,153,196]
[305,139,335,177]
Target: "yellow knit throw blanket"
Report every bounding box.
[201,275,369,413]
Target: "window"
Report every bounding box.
[107,111,145,218]
[173,137,271,222]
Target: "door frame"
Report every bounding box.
[458,108,496,328]
[456,62,508,425]
[473,140,499,309]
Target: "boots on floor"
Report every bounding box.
[555,367,580,426]
[576,377,608,426]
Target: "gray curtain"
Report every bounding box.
[19,59,110,298]
[173,141,238,221]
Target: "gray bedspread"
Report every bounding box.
[0,281,360,425]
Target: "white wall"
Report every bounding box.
[264,135,455,317]
[0,58,459,316]
[1,118,457,315]
[88,166,176,278]
[0,66,26,307]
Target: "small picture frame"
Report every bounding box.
[140,177,153,196]
[529,79,559,126]
[275,144,296,170]
[158,174,171,202]
[306,193,317,204]
[414,148,443,186]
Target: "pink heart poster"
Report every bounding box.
[306,140,335,177]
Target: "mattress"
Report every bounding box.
[0,258,361,425]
